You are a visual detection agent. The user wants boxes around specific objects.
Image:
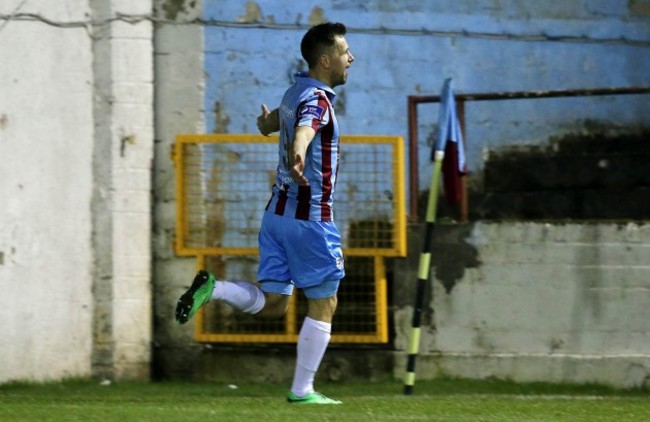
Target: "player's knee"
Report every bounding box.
[257,293,289,318]
[325,295,337,314]
[307,295,337,322]
[266,302,289,318]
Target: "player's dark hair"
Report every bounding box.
[300,22,347,69]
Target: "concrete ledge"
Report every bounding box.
[182,346,395,384]
[393,352,650,389]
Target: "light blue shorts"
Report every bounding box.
[257,212,345,299]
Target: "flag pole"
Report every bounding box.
[404,77,460,395]
[403,147,445,395]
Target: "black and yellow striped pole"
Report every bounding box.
[403,148,445,395]
[404,78,462,395]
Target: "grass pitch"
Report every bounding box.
[0,378,648,421]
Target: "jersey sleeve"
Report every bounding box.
[295,90,330,132]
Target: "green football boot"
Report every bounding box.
[175,270,216,324]
[287,391,342,405]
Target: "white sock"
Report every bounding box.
[290,317,332,397]
[211,281,265,314]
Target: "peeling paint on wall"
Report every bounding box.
[308,6,326,25]
[161,0,195,20]
[213,101,231,133]
[238,1,263,23]
[335,89,347,116]
[629,0,650,16]
[287,58,306,84]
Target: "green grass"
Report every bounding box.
[0,378,648,421]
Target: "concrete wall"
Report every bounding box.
[0,1,94,382]
[393,222,650,388]
[152,0,205,377]
[0,0,153,383]
[90,0,154,381]
[200,0,650,186]
[151,0,650,386]
[2,0,649,387]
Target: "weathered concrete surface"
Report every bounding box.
[0,2,94,383]
[477,129,650,220]
[392,353,650,389]
[158,222,650,389]
[201,1,650,185]
[0,0,154,383]
[170,345,394,384]
[153,1,650,386]
[3,0,646,387]
[90,0,154,382]
[151,0,206,379]
[393,222,650,388]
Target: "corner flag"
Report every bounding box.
[404,78,466,395]
[433,78,467,205]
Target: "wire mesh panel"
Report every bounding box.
[175,135,276,255]
[174,134,406,257]
[194,255,388,344]
[337,138,406,256]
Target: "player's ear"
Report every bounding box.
[318,53,331,69]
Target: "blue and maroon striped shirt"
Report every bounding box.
[265,72,341,222]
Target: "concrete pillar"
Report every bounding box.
[151,0,205,379]
[90,0,154,381]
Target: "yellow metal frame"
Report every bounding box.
[193,255,389,344]
[337,135,407,258]
[173,134,406,258]
[173,134,273,257]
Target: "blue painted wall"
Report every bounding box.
[202,0,650,193]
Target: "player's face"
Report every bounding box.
[329,35,354,87]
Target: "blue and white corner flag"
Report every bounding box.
[432,78,467,205]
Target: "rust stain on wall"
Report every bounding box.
[206,162,226,249]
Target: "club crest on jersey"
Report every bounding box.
[299,104,324,119]
[336,257,344,270]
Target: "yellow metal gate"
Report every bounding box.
[174,134,406,343]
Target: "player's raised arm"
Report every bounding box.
[257,104,280,136]
[289,125,316,186]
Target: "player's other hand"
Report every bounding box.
[257,104,272,136]
[290,154,309,186]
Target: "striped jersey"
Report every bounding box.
[265,72,341,222]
